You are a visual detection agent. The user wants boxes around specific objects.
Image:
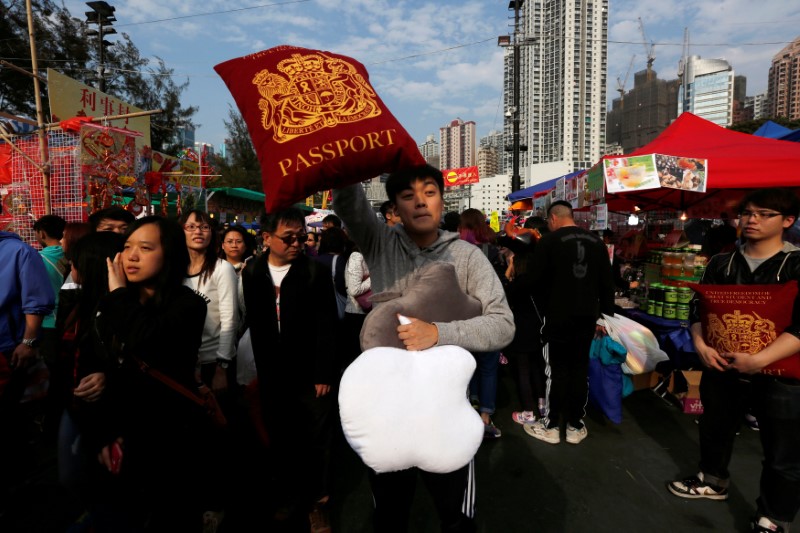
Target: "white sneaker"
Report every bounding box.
[524,420,560,444]
[566,424,588,444]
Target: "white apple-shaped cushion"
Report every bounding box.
[339,344,483,474]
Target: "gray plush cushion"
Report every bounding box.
[360,262,483,351]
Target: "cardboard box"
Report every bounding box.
[630,371,654,391]
[650,370,676,395]
[681,370,703,414]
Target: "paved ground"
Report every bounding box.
[2,365,797,532]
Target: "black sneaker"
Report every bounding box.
[667,473,728,500]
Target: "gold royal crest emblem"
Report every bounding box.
[707,310,776,354]
[252,52,382,143]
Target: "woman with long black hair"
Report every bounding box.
[95,216,208,531]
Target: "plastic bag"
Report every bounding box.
[588,338,625,424]
[236,329,257,386]
[601,313,669,374]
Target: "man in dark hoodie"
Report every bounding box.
[334,164,514,533]
[667,188,800,533]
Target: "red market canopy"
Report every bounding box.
[601,113,800,216]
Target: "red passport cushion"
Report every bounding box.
[214,46,426,212]
[690,280,800,379]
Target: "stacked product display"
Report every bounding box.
[639,246,706,320]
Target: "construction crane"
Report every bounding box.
[638,17,656,75]
[616,54,636,102]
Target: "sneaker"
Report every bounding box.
[751,516,784,532]
[524,420,560,444]
[667,472,729,500]
[745,413,760,431]
[309,502,332,533]
[566,424,588,444]
[484,420,502,439]
[202,511,225,533]
[512,411,537,425]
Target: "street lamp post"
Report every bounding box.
[499,0,525,193]
[85,1,116,93]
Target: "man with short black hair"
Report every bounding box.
[88,207,135,234]
[524,200,615,446]
[667,188,800,533]
[321,214,342,230]
[379,200,400,227]
[334,163,514,532]
[241,207,338,531]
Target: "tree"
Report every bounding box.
[729,117,800,134]
[0,0,91,118]
[0,1,197,153]
[214,105,262,191]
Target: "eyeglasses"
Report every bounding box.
[275,233,307,245]
[739,210,782,220]
[184,223,211,232]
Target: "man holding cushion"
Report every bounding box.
[667,188,800,533]
[334,164,514,533]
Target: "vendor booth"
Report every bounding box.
[503,113,800,416]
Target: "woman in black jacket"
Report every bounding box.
[95,216,209,532]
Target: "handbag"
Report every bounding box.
[355,289,373,312]
[132,355,227,430]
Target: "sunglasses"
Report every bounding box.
[275,232,307,246]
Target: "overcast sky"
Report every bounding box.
[60,0,800,151]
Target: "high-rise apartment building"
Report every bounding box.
[678,56,742,126]
[606,69,680,153]
[479,130,504,176]
[439,118,476,170]
[768,36,800,120]
[503,0,609,177]
[744,93,769,121]
[477,145,500,179]
[418,134,441,169]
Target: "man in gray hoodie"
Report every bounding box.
[334,164,514,532]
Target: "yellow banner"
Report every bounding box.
[489,211,500,233]
[151,151,202,187]
[47,69,151,148]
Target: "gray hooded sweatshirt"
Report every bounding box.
[333,184,515,353]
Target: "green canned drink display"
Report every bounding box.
[677,286,693,304]
[663,302,677,319]
[654,300,663,317]
[647,299,655,315]
[664,285,678,303]
[677,304,690,321]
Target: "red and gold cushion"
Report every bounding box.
[690,280,800,379]
[214,45,425,212]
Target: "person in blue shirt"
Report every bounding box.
[0,229,55,493]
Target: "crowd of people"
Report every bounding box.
[1,171,799,533]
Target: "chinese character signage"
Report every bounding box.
[47,69,150,148]
[442,166,479,187]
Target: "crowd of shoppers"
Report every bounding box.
[2,181,799,533]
